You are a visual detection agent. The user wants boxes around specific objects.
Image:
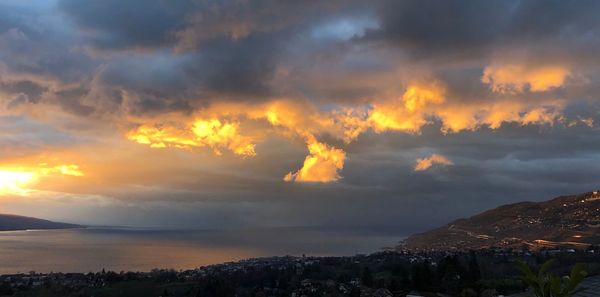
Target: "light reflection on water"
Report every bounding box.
[0,227,403,274]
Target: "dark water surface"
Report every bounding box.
[0,227,403,274]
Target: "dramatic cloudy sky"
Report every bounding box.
[1,0,600,233]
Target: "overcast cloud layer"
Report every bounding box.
[1,0,600,234]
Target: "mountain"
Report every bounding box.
[400,191,600,251]
[0,213,81,231]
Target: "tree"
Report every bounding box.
[460,288,478,297]
[0,282,13,296]
[441,260,461,294]
[466,252,481,286]
[516,259,587,297]
[362,267,374,287]
[411,261,432,291]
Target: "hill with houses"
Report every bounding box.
[401,191,600,251]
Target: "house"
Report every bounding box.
[588,190,600,200]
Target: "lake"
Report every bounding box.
[0,227,403,274]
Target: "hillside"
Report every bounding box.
[0,213,81,231]
[401,191,600,251]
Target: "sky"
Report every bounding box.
[0,0,600,233]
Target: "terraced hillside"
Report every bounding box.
[401,191,600,251]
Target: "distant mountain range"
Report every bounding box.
[401,191,600,251]
[0,213,81,231]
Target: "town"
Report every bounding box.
[1,247,598,297]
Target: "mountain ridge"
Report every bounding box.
[400,191,600,251]
[0,213,82,231]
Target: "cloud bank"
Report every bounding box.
[0,0,600,231]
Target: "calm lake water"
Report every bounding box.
[0,227,403,274]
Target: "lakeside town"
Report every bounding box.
[0,247,598,297]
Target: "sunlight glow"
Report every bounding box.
[0,164,84,196]
[0,170,36,195]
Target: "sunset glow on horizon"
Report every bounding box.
[0,164,83,196]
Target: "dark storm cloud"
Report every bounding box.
[0,4,95,83]
[53,0,305,112]
[57,0,358,51]
[90,34,283,115]
[2,0,290,115]
[364,0,600,60]
[182,34,282,98]
[53,0,377,113]
[335,123,600,230]
[0,80,46,104]
[3,0,600,117]
[58,0,192,50]
[0,3,100,118]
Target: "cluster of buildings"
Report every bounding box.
[0,271,105,292]
[195,255,319,276]
[0,249,595,296]
[0,268,185,293]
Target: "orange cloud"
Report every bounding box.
[334,81,563,135]
[368,82,446,134]
[128,118,256,157]
[330,82,447,142]
[127,102,349,182]
[414,154,453,171]
[42,164,85,177]
[284,136,346,183]
[436,101,563,133]
[482,63,570,93]
[191,119,256,156]
[123,80,567,183]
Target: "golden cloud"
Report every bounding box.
[128,118,256,157]
[283,136,346,183]
[436,101,563,133]
[482,63,570,93]
[414,154,453,171]
[125,80,567,183]
[368,82,446,134]
[334,81,564,135]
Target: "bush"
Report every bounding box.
[516,259,587,297]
